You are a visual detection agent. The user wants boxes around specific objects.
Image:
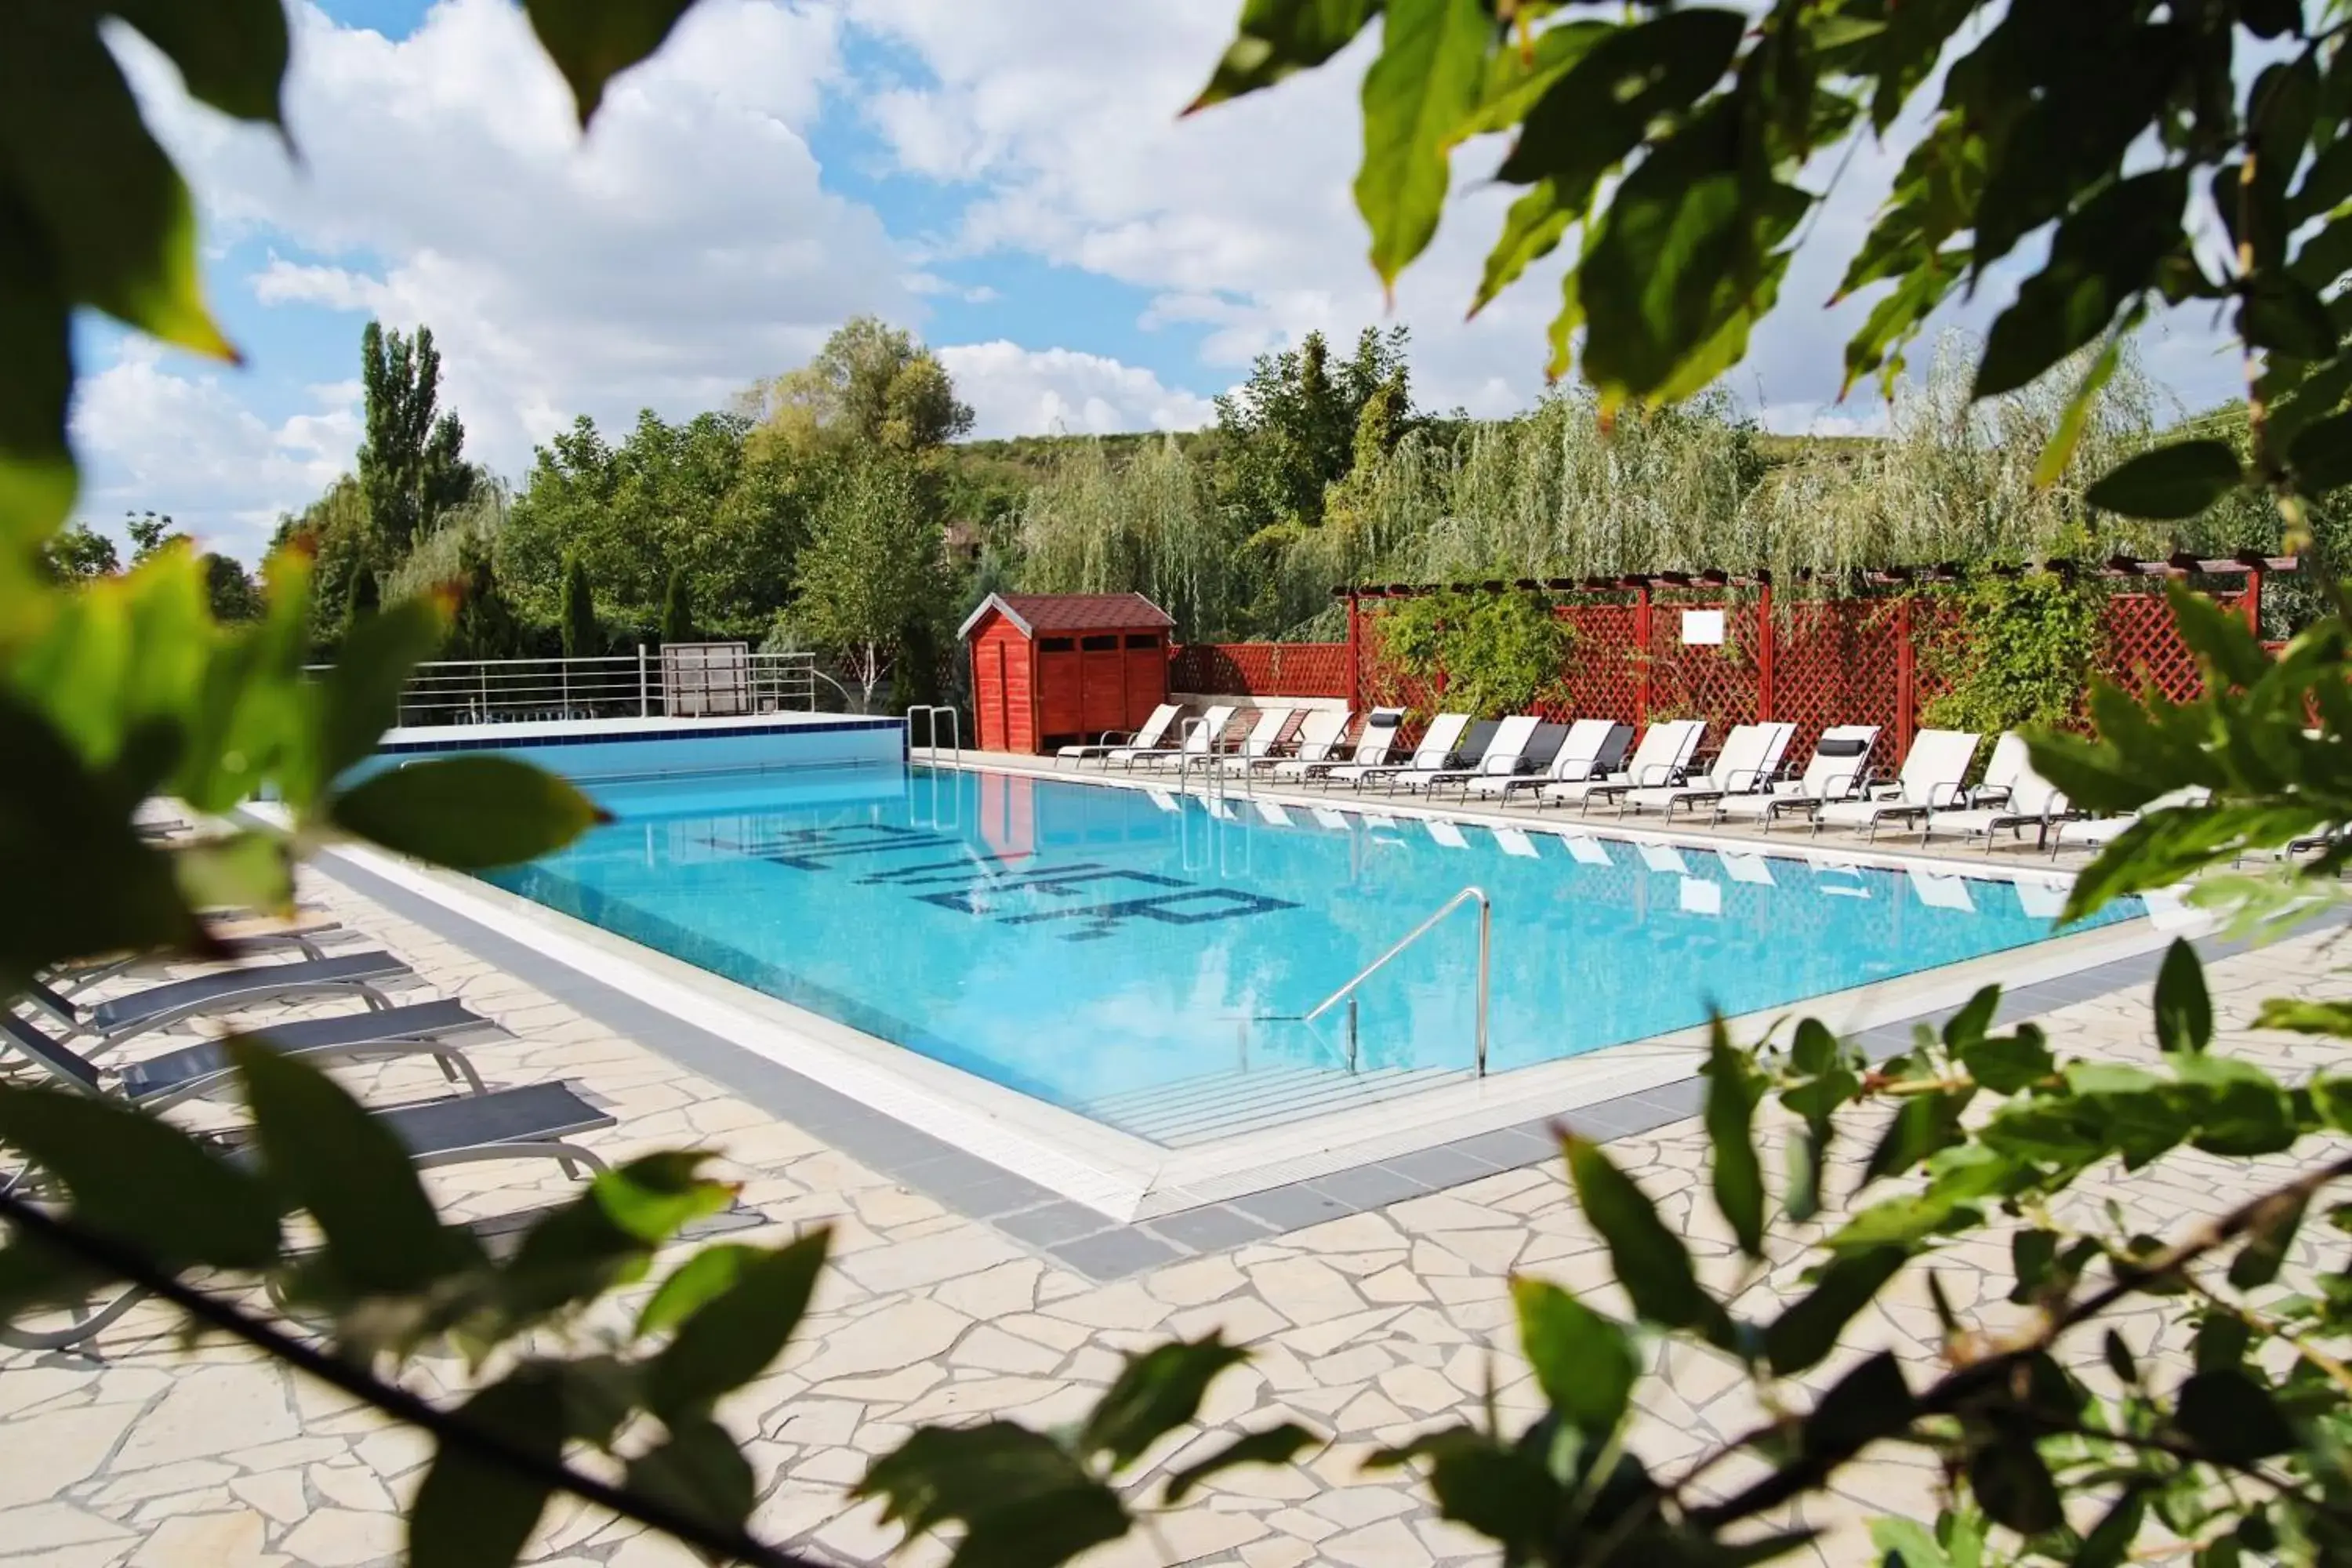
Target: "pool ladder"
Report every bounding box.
[1252,884,1493,1078]
[906,705,960,761]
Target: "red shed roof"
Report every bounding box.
[957,592,1174,641]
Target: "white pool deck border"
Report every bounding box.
[312,748,2207,1224]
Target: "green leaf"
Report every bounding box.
[314,592,452,789]
[1960,1025,2054,1094]
[2256,999,2352,1036]
[2174,1368,2297,1462]
[495,1153,736,1330]
[1941,985,2001,1052]
[1764,1247,1907,1377]
[1968,1436,2061,1534]
[1562,1133,1730,1338]
[328,755,606,869]
[0,206,79,543]
[408,1368,564,1568]
[0,1085,280,1270]
[1356,0,1492,288]
[2288,406,2352,493]
[1189,0,1383,113]
[1700,1022,1766,1258]
[2225,1186,2304,1291]
[1370,1427,1558,1555]
[0,5,238,359]
[2241,273,2340,360]
[636,1243,758,1338]
[1512,1277,1636,1436]
[1457,20,1609,140]
[1869,1517,1951,1568]
[521,0,697,126]
[1161,1424,1319,1504]
[231,1039,481,1297]
[1863,1091,1969,1185]
[1973,169,2184,399]
[107,0,290,125]
[2083,440,2244,519]
[1080,1334,1250,1470]
[2164,579,2270,690]
[2009,1229,2056,1305]
[1472,179,1576,317]
[1804,1349,1912,1457]
[857,1422,1129,1567]
[2103,1328,2140,1386]
[2031,315,2132,486]
[623,1414,757,1537]
[1495,10,1745,188]
[2153,938,2212,1054]
[645,1230,827,1418]
[2194,1312,2252,1374]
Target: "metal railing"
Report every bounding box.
[1270,885,1494,1076]
[314,650,840,727]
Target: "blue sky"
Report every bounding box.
[74,0,2243,561]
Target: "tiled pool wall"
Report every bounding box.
[365,713,906,780]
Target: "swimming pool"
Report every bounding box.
[482,761,2140,1145]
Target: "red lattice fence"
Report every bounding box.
[1172,581,2256,764]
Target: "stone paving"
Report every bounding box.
[2,866,2347,1568]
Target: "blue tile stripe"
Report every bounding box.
[375,717,902,756]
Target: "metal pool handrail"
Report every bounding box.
[1299,884,1493,1076]
[906,706,960,760]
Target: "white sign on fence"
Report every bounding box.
[1681,608,1726,646]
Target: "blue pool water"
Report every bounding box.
[483,762,2140,1134]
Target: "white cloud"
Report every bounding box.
[70,341,358,557]
[939,342,1215,437]
[111,0,909,477]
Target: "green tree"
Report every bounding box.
[338,557,379,645]
[450,538,524,661]
[745,316,974,455]
[558,550,599,658]
[201,552,260,622]
[125,510,185,562]
[358,320,474,557]
[793,455,946,707]
[659,565,692,645]
[1213,325,1411,540]
[40,521,118,581]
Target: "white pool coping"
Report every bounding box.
[303,760,2205,1224]
[380,712,899,747]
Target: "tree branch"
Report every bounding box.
[0,1192,824,1568]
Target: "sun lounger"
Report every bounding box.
[1543,720,1704,813]
[0,998,506,1110]
[1483,720,1635,802]
[1809,729,1980,841]
[1124,704,1237,770]
[2047,786,2211,856]
[1920,733,2073,852]
[1057,703,1181,768]
[1620,722,1795,818]
[1326,713,1470,790]
[1,1078,614,1348]
[20,951,413,1050]
[1279,707,1403,781]
[1210,706,1298,771]
[1715,726,1879,829]
[1243,708,1350,775]
[1414,715,1541,797]
[45,918,352,999]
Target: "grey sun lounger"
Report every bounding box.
[0,998,505,1111]
[0,1080,615,1349]
[1057,702,1181,768]
[1809,728,1981,841]
[1483,719,1635,802]
[45,920,350,999]
[20,950,412,1049]
[1619,721,1796,818]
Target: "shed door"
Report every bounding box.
[1123,633,1167,730]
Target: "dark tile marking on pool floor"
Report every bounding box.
[316,848,2326,1285]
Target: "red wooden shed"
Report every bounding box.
[958,592,1175,753]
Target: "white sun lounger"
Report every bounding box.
[1057,702,1181,768]
[1327,713,1469,791]
[1620,721,1796,818]
[1920,732,2073,852]
[1481,720,1635,803]
[1542,720,1704,812]
[1280,707,1403,781]
[1243,708,1350,775]
[1715,725,1879,829]
[2048,786,2210,856]
[1809,728,1981,841]
[1126,704,1236,770]
[1416,715,1542,797]
[1210,706,1298,771]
